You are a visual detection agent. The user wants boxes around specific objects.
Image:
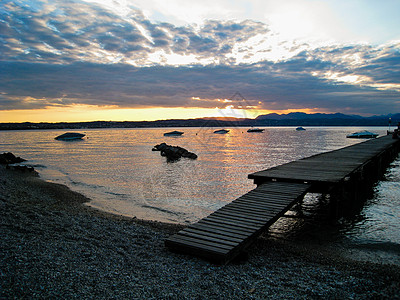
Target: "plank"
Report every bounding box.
[221,203,282,216]
[241,193,297,202]
[197,219,255,234]
[233,194,292,205]
[166,235,230,254]
[266,165,357,173]
[218,204,275,217]
[172,233,234,251]
[227,200,287,213]
[255,183,311,193]
[189,222,251,239]
[228,201,288,214]
[232,196,293,207]
[246,191,298,199]
[236,194,296,205]
[257,169,350,177]
[211,210,270,224]
[183,226,247,242]
[218,205,277,218]
[177,230,239,247]
[208,212,266,226]
[250,171,347,183]
[204,215,262,231]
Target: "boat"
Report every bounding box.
[213,129,229,134]
[346,130,379,139]
[247,128,264,132]
[163,131,184,136]
[296,127,306,131]
[54,132,85,140]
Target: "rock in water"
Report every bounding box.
[152,143,197,162]
[0,152,26,164]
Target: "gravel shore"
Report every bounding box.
[1,164,399,299]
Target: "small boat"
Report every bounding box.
[214,129,229,134]
[247,128,264,132]
[163,130,184,136]
[346,130,378,139]
[296,127,306,131]
[55,132,85,140]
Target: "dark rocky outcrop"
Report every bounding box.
[152,143,198,162]
[6,164,38,174]
[0,152,26,164]
[1,152,37,175]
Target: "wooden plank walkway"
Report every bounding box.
[166,135,400,264]
[249,135,399,186]
[165,181,310,264]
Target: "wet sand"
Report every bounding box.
[1,164,399,299]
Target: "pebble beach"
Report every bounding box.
[1,164,400,299]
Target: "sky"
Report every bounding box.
[1,0,399,122]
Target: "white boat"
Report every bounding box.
[55,132,85,140]
[214,129,229,134]
[163,130,184,136]
[247,128,264,132]
[296,127,306,131]
[346,130,378,139]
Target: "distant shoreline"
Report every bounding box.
[1,112,399,130]
[0,119,396,131]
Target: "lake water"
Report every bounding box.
[1,126,399,265]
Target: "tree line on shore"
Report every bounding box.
[1,113,398,130]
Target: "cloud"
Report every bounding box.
[0,0,400,116]
[1,0,275,65]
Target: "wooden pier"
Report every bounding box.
[165,135,400,264]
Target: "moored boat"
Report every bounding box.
[55,132,85,140]
[296,126,306,131]
[346,130,378,139]
[247,128,264,132]
[163,130,184,136]
[214,129,229,134]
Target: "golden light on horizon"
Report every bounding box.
[0,104,326,123]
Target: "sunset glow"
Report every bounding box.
[0,106,238,123]
[1,0,400,122]
[0,104,325,123]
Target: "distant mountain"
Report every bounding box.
[368,113,400,120]
[257,112,364,120]
[200,117,247,121]
[255,112,399,126]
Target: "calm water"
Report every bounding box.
[1,127,399,264]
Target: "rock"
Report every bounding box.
[152,143,197,162]
[181,151,198,159]
[6,164,38,175]
[152,143,168,151]
[1,152,37,175]
[0,152,26,164]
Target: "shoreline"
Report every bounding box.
[1,165,400,298]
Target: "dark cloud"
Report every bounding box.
[1,58,399,115]
[0,0,399,115]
